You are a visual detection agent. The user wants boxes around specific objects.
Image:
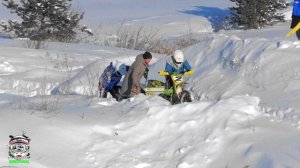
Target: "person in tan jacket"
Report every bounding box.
[121,51,152,99]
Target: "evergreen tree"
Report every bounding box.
[0,0,91,42]
[270,0,288,22]
[229,0,287,29]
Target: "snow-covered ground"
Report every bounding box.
[1,0,300,168]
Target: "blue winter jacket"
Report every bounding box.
[100,63,122,91]
[293,0,300,16]
[106,72,122,90]
[165,56,192,74]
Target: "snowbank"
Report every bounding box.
[178,34,300,112]
[0,40,145,96]
[1,94,300,168]
[52,33,300,113]
[53,52,162,96]
[0,1,299,168]
[1,31,300,168]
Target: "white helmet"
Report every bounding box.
[173,50,184,64]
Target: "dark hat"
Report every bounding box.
[143,51,152,59]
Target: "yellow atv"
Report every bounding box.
[145,70,194,104]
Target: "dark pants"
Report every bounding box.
[291,15,300,40]
[101,86,122,101]
[296,31,300,40]
[165,76,173,89]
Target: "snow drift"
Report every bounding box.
[182,34,300,112]
[1,0,300,167]
[55,33,300,113]
[1,94,300,168]
[1,34,300,168]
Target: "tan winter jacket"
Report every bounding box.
[121,54,147,97]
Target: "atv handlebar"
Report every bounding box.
[159,71,169,76]
[158,70,194,76]
[185,70,194,75]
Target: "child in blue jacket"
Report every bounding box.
[165,50,191,89]
[99,62,129,101]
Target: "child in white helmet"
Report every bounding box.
[164,50,192,88]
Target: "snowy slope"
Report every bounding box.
[0,33,298,168]
[73,0,233,38]
[72,0,233,25]
[55,33,300,112]
[1,0,300,168]
[0,39,146,96]
[1,92,300,168]
[182,34,300,112]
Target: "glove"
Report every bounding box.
[144,68,149,79]
[131,84,139,93]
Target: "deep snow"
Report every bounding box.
[0,0,300,168]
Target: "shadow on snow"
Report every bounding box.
[180,6,231,31]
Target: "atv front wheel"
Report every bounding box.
[180,91,192,103]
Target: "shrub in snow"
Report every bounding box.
[81,24,204,55]
[228,0,288,29]
[0,0,92,47]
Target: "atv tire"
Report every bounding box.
[180,90,192,103]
